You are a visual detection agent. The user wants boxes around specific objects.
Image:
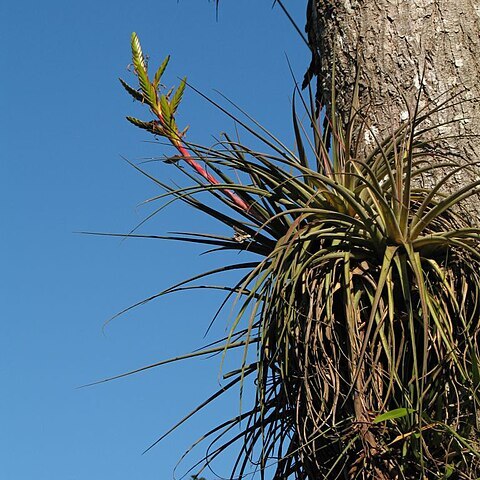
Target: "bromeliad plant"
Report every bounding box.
[116,33,480,479]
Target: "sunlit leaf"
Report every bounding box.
[373,408,416,424]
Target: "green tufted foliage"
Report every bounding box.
[114,35,480,479]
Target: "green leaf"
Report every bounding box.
[443,464,454,479]
[410,179,480,239]
[291,94,309,170]
[373,408,416,424]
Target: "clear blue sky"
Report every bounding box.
[1,1,308,479]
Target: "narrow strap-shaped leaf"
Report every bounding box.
[291,94,309,171]
[373,408,416,424]
[410,180,480,239]
[411,161,480,230]
[79,338,258,388]
[143,368,256,454]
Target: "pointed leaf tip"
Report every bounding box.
[373,408,416,424]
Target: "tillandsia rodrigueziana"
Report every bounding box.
[117,32,480,479]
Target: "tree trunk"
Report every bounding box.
[306,0,480,223]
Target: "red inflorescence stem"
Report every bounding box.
[155,108,252,214]
[174,143,251,212]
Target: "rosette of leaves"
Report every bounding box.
[112,35,480,479]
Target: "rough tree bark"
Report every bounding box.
[305,0,480,223]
